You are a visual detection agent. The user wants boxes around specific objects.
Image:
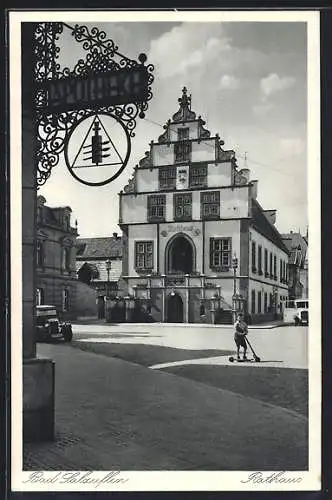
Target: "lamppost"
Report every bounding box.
[232,253,238,324]
[105,259,112,297]
[105,259,112,321]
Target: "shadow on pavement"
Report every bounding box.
[161,364,308,417]
[71,341,234,368]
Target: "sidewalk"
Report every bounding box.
[23,342,307,471]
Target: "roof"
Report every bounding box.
[76,236,122,259]
[281,232,307,266]
[251,199,289,254]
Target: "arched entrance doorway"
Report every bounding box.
[166,293,184,323]
[167,234,194,274]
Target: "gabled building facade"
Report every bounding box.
[76,233,122,318]
[119,88,289,324]
[36,195,79,319]
[281,231,308,300]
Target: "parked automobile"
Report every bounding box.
[283,299,309,326]
[36,305,73,342]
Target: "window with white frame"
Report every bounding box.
[210,238,231,270]
[159,166,176,190]
[201,191,220,220]
[190,164,207,188]
[174,192,192,221]
[147,195,166,222]
[135,241,153,271]
[177,127,189,141]
[174,140,191,163]
[62,247,71,271]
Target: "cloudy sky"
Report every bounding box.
[39,17,308,237]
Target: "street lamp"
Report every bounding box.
[105,258,112,298]
[232,253,238,324]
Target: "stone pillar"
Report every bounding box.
[161,275,166,322]
[22,23,55,442]
[185,274,189,323]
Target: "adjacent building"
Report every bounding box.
[36,195,79,319]
[76,233,122,318]
[119,88,289,324]
[281,231,308,300]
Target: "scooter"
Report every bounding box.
[229,336,261,363]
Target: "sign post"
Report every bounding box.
[21,21,154,442]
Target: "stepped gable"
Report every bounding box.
[158,87,213,142]
[251,199,289,254]
[76,236,122,259]
[281,232,307,266]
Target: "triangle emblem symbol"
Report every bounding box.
[70,114,125,170]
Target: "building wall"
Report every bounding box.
[121,186,250,225]
[248,227,288,317]
[36,197,78,319]
[75,282,98,318]
[119,89,289,324]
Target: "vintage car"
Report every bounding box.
[283,299,309,326]
[36,305,73,342]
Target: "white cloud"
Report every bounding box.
[148,24,231,79]
[219,75,240,90]
[280,137,305,156]
[252,103,273,116]
[260,73,296,98]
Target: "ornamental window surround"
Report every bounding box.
[174,192,192,221]
[62,247,71,272]
[177,127,189,141]
[135,241,153,271]
[174,139,191,163]
[159,166,176,190]
[147,194,166,222]
[200,191,220,220]
[190,164,207,188]
[210,237,231,270]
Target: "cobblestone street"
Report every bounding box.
[22,323,308,471]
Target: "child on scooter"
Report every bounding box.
[234,313,248,361]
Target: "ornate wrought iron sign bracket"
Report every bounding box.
[33,22,154,187]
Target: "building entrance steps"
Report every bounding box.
[23,342,307,471]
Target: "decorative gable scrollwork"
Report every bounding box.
[123,175,136,193]
[172,87,196,123]
[138,150,152,168]
[198,116,211,139]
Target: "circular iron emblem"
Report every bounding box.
[64,113,131,187]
